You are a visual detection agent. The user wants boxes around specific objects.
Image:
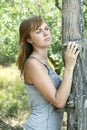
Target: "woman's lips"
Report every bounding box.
[44,37,51,41]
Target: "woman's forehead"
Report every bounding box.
[31,21,47,32]
[37,22,48,28]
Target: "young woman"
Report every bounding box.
[17,16,79,130]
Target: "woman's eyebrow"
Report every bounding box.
[36,26,41,30]
[36,25,48,31]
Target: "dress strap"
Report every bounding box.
[29,56,49,73]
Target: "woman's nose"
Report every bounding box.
[43,30,48,36]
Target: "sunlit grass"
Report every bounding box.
[0,64,20,83]
[0,64,29,120]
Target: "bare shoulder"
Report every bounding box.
[24,58,48,74]
[24,58,48,83]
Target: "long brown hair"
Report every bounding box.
[17,16,43,76]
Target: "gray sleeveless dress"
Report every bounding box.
[24,57,63,130]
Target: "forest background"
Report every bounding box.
[0,0,87,129]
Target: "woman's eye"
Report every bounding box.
[36,29,41,34]
[35,26,50,34]
[45,26,49,30]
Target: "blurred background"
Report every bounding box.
[0,0,87,129]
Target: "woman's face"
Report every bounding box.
[28,22,52,48]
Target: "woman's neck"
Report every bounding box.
[31,49,48,64]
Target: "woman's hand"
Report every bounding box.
[64,42,79,70]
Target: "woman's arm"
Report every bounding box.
[24,42,79,109]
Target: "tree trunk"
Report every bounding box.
[62,0,87,130]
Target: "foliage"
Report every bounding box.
[0,0,87,73]
[0,64,28,117]
[0,0,63,74]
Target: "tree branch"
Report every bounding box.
[55,0,62,11]
[83,1,87,6]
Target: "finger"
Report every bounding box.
[66,42,72,52]
[69,42,79,54]
[72,44,79,54]
[75,50,80,57]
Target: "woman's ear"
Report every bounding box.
[27,38,32,44]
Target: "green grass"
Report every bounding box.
[0,64,29,127]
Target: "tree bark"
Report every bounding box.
[62,0,87,130]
